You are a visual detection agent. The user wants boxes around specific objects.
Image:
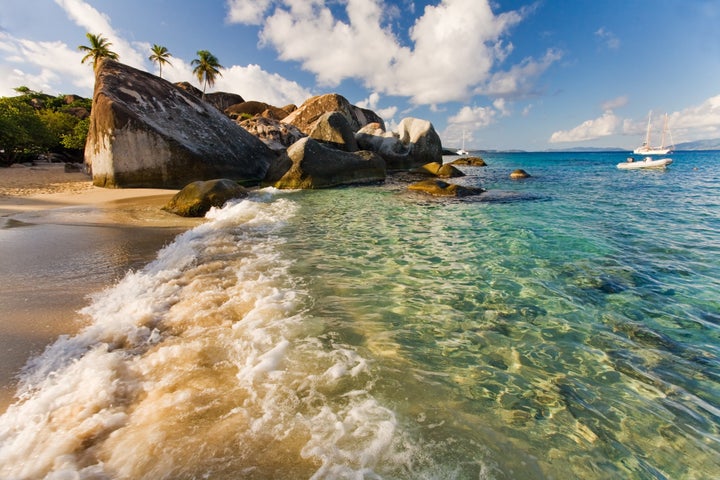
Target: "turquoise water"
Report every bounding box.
[1,151,718,479]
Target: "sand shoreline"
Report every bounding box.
[0,165,202,413]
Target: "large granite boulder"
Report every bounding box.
[308,112,359,152]
[172,83,245,113]
[204,92,246,112]
[282,93,384,135]
[163,179,248,217]
[85,59,275,188]
[238,116,306,152]
[356,118,442,171]
[263,137,385,189]
[226,101,290,121]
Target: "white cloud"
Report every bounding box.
[214,64,312,106]
[666,94,720,141]
[595,27,620,50]
[448,105,497,127]
[250,0,546,105]
[549,111,620,143]
[356,91,398,123]
[601,95,628,111]
[226,0,274,25]
[54,0,145,69]
[479,48,562,98]
[493,98,510,116]
[0,32,92,96]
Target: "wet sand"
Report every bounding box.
[0,165,201,412]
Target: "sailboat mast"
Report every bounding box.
[644,111,652,147]
[660,113,668,148]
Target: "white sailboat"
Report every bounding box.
[456,129,469,156]
[633,111,673,155]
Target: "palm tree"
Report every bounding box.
[78,33,119,70]
[191,50,223,97]
[149,44,173,78]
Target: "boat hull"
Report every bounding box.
[617,157,673,170]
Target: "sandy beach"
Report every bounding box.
[0,164,201,412]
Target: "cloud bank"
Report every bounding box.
[228,0,558,106]
[550,94,720,144]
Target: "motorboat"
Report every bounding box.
[617,156,673,170]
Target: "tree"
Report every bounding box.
[0,97,51,163]
[78,33,119,70]
[191,50,223,97]
[149,44,173,78]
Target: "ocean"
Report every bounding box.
[1,151,718,479]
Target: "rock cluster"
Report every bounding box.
[83,59,482,200]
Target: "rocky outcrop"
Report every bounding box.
[282,93,384,135]
[308,112,359,152]
[450,156,487,167]
[408,179,484,197]
[85,59,275,188]
[226,101,290,121]
[263,137,385,189]
[238,116,306,152]
[163,179,248,217]
[411,162,465,178]
[355,118,442,171]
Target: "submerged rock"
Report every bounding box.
[450,156,487,167]
[163,178,247,217]
[408,179,484,197]
[85,59,275,188]
[263,137,385,189]
[510,169,531,179]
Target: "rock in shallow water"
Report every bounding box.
[163,179,248,217]
[407,179,484,197]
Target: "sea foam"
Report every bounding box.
[0,193,414,479]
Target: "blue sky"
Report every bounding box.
[1,0,719,151]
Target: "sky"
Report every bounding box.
[1,0,719,151]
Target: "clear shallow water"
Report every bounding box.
[1,152,718,479]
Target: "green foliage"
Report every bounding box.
[61,118,90,150]
[0,90,91,165]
